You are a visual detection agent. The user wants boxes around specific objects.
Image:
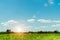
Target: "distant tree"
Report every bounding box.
[37,31,43,33]
[6,29,11,33]
[28,31,33,33]
[54,30,58,33]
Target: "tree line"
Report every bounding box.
[0,29,59,34]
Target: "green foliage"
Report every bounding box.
[0,33,60,40]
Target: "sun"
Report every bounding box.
[12,24,29,32]
[16,27,23,32]
[12,26,24,32]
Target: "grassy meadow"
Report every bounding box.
[0,33,60,40]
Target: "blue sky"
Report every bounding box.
[0,0,60,32]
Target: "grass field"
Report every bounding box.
[0,33,60,40]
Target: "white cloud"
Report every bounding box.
[38,26,50,31]
[51,24,60,32]
[38,19,60,23]
[27,18,35,23]
[52,24,60,27]
[53,20,60,23]
[27,15,36,23]
[40,26,47,28]
[1,20,29,32]
[48,0,54,4]
[38,19,51,23]
[1,19,60,32]
[1,20,18,26]
[49,2,54,4]
[27,18,60,23]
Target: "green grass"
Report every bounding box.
[0,33,60,40]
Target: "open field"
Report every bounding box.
[0,33,60,40]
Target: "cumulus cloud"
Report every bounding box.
[38,19,60,23]
[1,20,18,26]
[53,20,60,23]
[48,0,54,4]
[40,26,48,28]
[38,19,51,23]
[52,24,60,27]
[1,20,29,32]
[1,19,60,32]
[27,15,36,23]
[27,18,35,23]
[27,18,60,23]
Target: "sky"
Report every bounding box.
[0,0,60,32]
